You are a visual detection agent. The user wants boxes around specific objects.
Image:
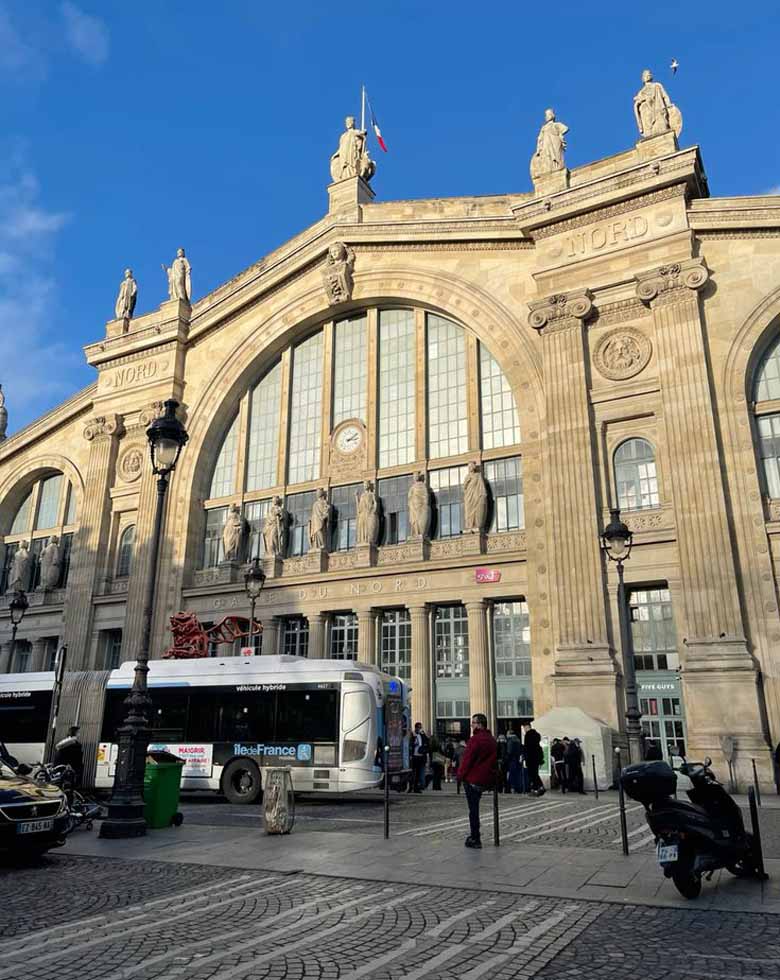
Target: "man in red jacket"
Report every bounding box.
[457,713,497,849]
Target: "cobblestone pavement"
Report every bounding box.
[2,855,779,980]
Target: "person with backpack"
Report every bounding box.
[456,713,497,849]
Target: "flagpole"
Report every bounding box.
[361,84,366,133]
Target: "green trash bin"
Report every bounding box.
[144,750,185,829]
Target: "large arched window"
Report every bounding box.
[116,525,135,579]
[614,439,659,512]
[1,472,78,593]
[200,308,523,568]
[753,336,780,499]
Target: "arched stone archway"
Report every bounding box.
[0,454,85,536]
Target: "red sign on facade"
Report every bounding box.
[475,568,501,584]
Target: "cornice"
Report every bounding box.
[0,383,96,461]
[533,185,684,241]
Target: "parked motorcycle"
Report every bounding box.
[622,759,767,899]
[33,763,103,831]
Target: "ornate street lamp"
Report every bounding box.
[601,507,643,765]
[101,400,188,838]
[8,590,28,670]
[244,557,266,654]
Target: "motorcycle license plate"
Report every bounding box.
[657,843,678,864]
[16,819,54,835]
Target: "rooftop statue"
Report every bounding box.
[633,69,682,139]
[114,268,137,320]
[530,108,569,179]
[330,115,376,184]
[162,247,192,304]
[0,384,7,442]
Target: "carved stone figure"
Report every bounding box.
[408,472,431,538]
[356,481,379,546]
[633,69,682,139]
[222,503,245,561]
[162,247,192,303]
[330,116,376,183]
[9,540,31,592]
[323,242,355,305]
[115,268,137,320]
[309,489,330,550]
[463,462,489,533]
[530,109,569,178]
[262,496,287,557]
[39,536,61,590]
[0,384,7,442]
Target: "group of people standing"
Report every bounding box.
[548,737,586,794]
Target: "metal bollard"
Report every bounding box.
[493,784,500,848]
[383,746,390,840]
[751,758,762,807]
[747,786,769,880]
[616,747,629,856]
[591,754,599,800]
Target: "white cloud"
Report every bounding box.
[60,2,109,67]
[0,7,46,80]
[765,185,780,196]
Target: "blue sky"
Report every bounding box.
[1,1,777,434]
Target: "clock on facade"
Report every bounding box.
[335,423,363,454]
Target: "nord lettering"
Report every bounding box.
[564,215,649,258]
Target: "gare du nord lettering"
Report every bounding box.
[563,214,650,259]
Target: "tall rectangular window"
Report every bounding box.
[104,629,123,670]
[379,310,416,467]
[380,610,411,680]
[330,613,358,660]
[286,491,315,557]
[14,641,31,673]
[434,606,469,678]
[758,414,780,499]
[58,533,73,589]
[378,474,412,545]
[331,484,359,552]
[245,500,270,559]
[430,466,466,538]
[485,458,524,532]
[209,416,239,498]
[202,507,227,567]
[1,542,18,593]
[333,315,368,425]
[282,617,309,657]
[629,587,678,671]
[480,345,520,449]
[288,332,323,484]
[35,475,62,530]
[64,484,77,526]
[246,363,281,491]
[427,314,467,459]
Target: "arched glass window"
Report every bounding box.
[209,416,239,499]
[752,336,780,499]
[116,525,135,579]
[614,439,659,511]
[754,335,780,403]
[9,492,32,535]
[427,314,467,459]
[480,344,521,449]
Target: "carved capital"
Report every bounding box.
[635,259,709,306]
[137,400,165,428]
[528,289,594,333]
[83,413,123,442]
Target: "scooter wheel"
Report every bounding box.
[672,867,702,899]
[171,812,184,827]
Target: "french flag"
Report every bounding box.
[366,93,388,153]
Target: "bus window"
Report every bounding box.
[342,691,370,732]
[186,687,219,741]
[215,690,275,743]
[147,689,189,742]
[0,690,52,743]
[275,690,339,743]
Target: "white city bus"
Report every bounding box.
[0,656,410,802]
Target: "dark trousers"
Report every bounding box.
[411,757,425,791]
[431,761,444,790]
[526,761,543,793]
[464,782,484,841]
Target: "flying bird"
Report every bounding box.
[670,58,679,75]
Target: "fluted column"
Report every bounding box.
[357,608,377,666]
[63,414,123,669]
[30,637,47,673]
[308,613,326,659]
[261,617,279,657]
[409,604,431,731]
[0,642,12,674]
[466,601,490,719]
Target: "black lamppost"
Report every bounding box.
[601,507,643,765]
[101,400,188,839]
[8,590,28,670]
[244,557,266,654]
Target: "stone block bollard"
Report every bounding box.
[263,767,295,834]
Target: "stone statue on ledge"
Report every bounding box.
[39,536,61,590]
[408,472,431,538]
[114,268,137,320]
[262,496,287,557]
[9,541,31,592]
[222,503,245,562]
[162,247,192,304]
[309,489,330,550]
[323,242,355,305]
[633,69,682,139]
[330,116,376,183]
[530,108,568,179]
[356,480,379,546]
[463,462,488,533]
[0,384,7,442]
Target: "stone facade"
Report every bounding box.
[3,126,780,789]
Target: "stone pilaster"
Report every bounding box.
[409,604,431,732]
[466,601,491,719]
[0,642,12,674]
[30,637,47,673]
[636,259,769,780]
[357,608,377,666]
[261,617,279,657]
[528,291,620,727]
[63,414,123,669]
[308,613,326,659]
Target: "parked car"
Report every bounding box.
[0,762,70,859]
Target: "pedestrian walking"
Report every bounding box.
[564,737,586,794]
[453,739,466,792]
[430,737,446,791]
[522,721,545,796]
[410,722,429,793]
[644,739,663,761]
[444,738,455,782]
[506,727,525,794]
[550,737,567,792]
[456,713,497,849]
[496,733,508,793]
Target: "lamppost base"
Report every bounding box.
[99,802,147,839]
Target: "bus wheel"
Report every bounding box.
[221,759,262,805]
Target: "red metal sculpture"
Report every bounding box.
[162,611,263,659]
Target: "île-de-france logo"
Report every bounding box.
[296,744,312,762]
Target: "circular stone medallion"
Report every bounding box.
[593,327,652,381]
[118,446,144,482]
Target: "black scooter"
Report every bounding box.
[622,758,767,899]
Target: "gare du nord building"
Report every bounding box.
[2,83,780,788]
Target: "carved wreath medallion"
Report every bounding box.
[118,446,145,482]
[593,327,652,381]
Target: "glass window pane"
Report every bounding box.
[64,483,78,526]
[380,609,411,680]
[209,416,239,498]
[286,491,315,557]
[281,617,309,657]
[116,525,135,578]
[427,315,467,459]
[10,492,32,534]
[288,332,324,484]
[434,605,469,678]
[330,613,358,660]
[330,484,360,552]
[755,336,780,402]
[334,315,368,426]
[35,475,63,530]
[629,587,677,670]
[379,310,416,468]
[614,439,659,511]
[244,500,271,560]
[485,457,524,532]
[430,466,466,539]
[758,414,780,499]
[378,474,412,545]
[202,507,227,568]
[480,344,520,449]
[246,363,281,491]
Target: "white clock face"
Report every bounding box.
[336,424,362,454]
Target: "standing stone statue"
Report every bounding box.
[408,472,431,538]
[323,242,356,305]
[633,69,682,139]
[39,536,61,590]
[162,247,192,304]
[0,384,7,442]
[9,540,31,592]
[463,462,489,533]
[308,489,330,550]
[222,503,245,561]
[530,108,569,179]
[114,268,137,320]
[262,496,287,557]
[330,116,376,183]
[356,481,379,546]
